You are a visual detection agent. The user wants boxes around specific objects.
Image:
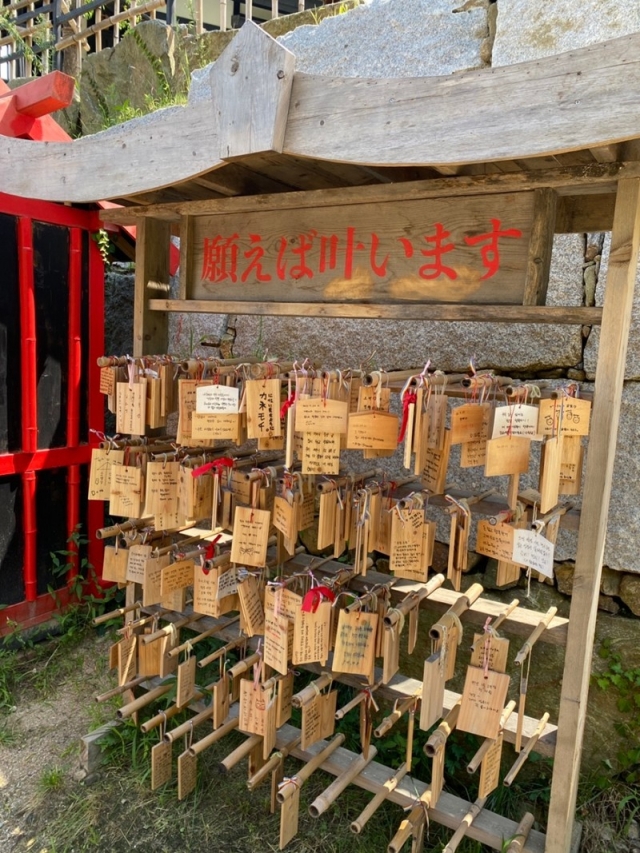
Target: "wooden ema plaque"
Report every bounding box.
[458,667,511,740]
[187,192,537,306]
[301,690,337,750]
[89,448,124,500]
[333,610,378,681]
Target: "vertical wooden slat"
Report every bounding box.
[219,0,227,31]
[133,218,170,357]
[195,0,203,35]
[271,0,278,19]
[113,0,120,44]
[522,187,557,306]
[298,0,304,11]
[245,0,252,23]
[95,7,102,52]
[546,177,640,853]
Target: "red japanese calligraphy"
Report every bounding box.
[201,235,240,283]
[241,234,271,283]
[418,222,456,280]
[290,231,316,279]
[464,218,522,280]
[344,227,389,278]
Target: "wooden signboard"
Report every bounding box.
[186,193,537,305]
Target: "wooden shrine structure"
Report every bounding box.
[5,23,640,853]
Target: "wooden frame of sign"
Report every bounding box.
[36,22,640,853]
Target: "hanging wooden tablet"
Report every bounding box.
[295,397,348,433]
[317,490,337,550]
[470,633,509,673]
[297,488,315,532]
[538,396,591,437]
[301,431,341,474]
[192,412,241,441]
[246,378,282,439]
[177,379,214,447]
[126,544,151,584]
[273,495,296,542]
[389,509,425,580]
[196,383,240,415]
[457,667,511,739]
[109,463,143,517]
[346,411,398,451]
[277,672,294,727]
[177,655,197,708]
[301,690,337,750]
[539,435,563,513]
[138,630,163,678]
[117,634,137,685]
[89,448,125,501]
[159,363,174,418]
[177,749,197,800]
[143,553,171,607]
[264,611,290,676]
[478,731,504,798]
[179,466,213,524]
[146,376,164,429]
[160,558,194,597]
[213,678,230,729]
[263,692,278,759]
[333,610,378,681]
[491,404,540,440]
[485,436,531,477]
[265,586,299,661]
[447,506,470,592]
[229,469,253,506]
[145,460,181,528]
[420,652,445,730]
[450,403,487,445]
[358,385,390,412]
[116,378,147,435]
[158,632,179,678]
[559,434,583,495]
[476,520,520,564]
[231,506,270,567]
[237,573,265,637]
[411,387,424,475]
[151,738,172,790]
[102,544,129,584]
[460,438,488,469]
[431,742,445,804]
[99,366,116,397]
[421,429,451,494]
[426,393,447,450]
[382,622,401,684]
[292,600,331,666]
[279,782,301,849]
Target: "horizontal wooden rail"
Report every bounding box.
[55,0,166,50]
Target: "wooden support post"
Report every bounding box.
[546,177,640,853]
[133,217,170,358]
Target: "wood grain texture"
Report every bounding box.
[134,218,170,358]
[522,189,556,305]
[148,299,602,325]
[546,178,640,853]
[284,33,640,166]
[211,21,295,159]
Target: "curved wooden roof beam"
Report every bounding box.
[1,22,640,203]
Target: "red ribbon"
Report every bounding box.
[203,534,223,561]
[280,391,296,420]
[398,392,417,444]
[191,456,234,478]
[301,586,336,613]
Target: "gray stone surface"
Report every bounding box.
[492,0,640,67]
[279,0,488,77]
[620,575,640,616]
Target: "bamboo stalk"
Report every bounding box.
[227,653,260,679]
[218,733,262,774]
[429,583,484,642]
[95,675,146,702]
[276,734,346,803]
[188,716,239,756]
[424,700,461,757]
[374,695,418,739]
[168,616,240,657]
[141,615,202,645]
[198,637,246,669]
[442,796,488,853]
[387,791,432,853]
[469,599,519,653]
[315,469,383,493]
[383,573,445,627]
[308,747,378,817]
[335,689,369,721]
[504,713,550,787]
[164,706,214,743]
[93,602,139,625]
[55,0,165,50]
[116,609,170,635]
[514,607,558,665]
[466,700,516,774]
[116,683,173,719]
[291,673,333,708]
[350,763,408,834]
[505,812,535,852]
[96,518,153,540]
[140,684,212,733]
[247,735,301,791]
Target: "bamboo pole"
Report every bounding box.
[335,688,371,721]
[383,573,445,627]
[308,747,378,817]
[291,673,333,708]
[315,469,382,493]
[218,734,262,774]
[55,0,166,50]
[505,812,535,853]
[442,797,488,853]
[93,602,139,625]
[96,518,153,540]
[188,716,239,756]
[116,609,171,635]
[116,683,173,719]
[504,713,550,787]
[140,684,212,733]
[198,637,246,669]
[350,763,408,834]
[168,616,240,657]
[387,790,432,853]
[247,735,301,791]
[164,706,214,743]
[374,695,418,739]
[424,700,461,757]
[227,653,261,679]
[466,701,516,774]
[141,615,203,645]
[276,734,346,803]
[469,599,519,653]
[514,607,557,751]
[95,675,146,702]
[429,583,484,643]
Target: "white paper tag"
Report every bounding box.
[492,405,542,440]
[512,529,555,577]
[216,565,239,599]
[196,384,239,414]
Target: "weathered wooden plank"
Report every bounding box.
[98,164,630,225]
[546,178,640,853]
[212,22,295,159]
[555,194,616,233]
[284,33,640,166]
[522,189,557,306]
[148,299,602,325]
[133,219,170,357]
